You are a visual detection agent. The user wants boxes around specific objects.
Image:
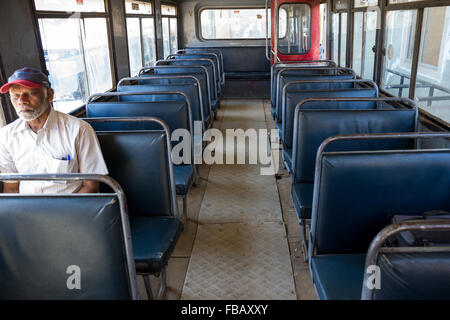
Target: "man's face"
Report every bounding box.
[9,85,53,121]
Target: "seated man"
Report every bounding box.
[0,67,108,193]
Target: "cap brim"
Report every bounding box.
[0,80,43,94]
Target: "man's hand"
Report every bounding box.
[76,180,100,193]
[3,182,19,193]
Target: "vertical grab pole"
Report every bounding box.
[274,0,279,63]
[266,0,271,61]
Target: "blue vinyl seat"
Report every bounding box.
[310,135,450,299]
[86,118,181,300]
[0,174,138,300]
[291,98,418,260]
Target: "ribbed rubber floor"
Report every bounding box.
[181,100,297,300]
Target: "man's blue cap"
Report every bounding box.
[0,67,51,94]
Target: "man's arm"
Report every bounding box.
[3,182,19,193]
[76,180,99,194]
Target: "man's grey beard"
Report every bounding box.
[16,102,49,121]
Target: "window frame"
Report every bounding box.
[125,0,157,75]
[33,0,115,114]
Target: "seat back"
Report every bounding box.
[0,174,137,300]
[170,53,220,89]
[283,84,379,147]
[311,135,450,257]
[158,59,217,100]
[362,220,450,300]
[146,66,212,119]
[292,99,418,184]
[271,63,338,101]
[275,73,356,119]
[181,48,224,80]
[115,79,202,129]
[86,118,178,219]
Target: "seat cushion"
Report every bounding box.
[291,183,313,221]
[131,216,182,274]
[283,148,292,172]
[174,165,194,195]
[310,254,366,300]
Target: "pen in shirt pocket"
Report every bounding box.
[61,154,71,163]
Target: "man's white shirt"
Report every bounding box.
[0,108,108,193]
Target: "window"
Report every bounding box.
[320,3,327,59]
[35,1,113,113]
[125,1,156,76]
[340,13,347,67]
[332,13,339,63]
[388,0,422,4]
[200,8,271,40]
[382,10,417,98]
[352,10,377,79]
[278,3,311,54]
[414,6,450,124]
[34,0,105,12]
[162,4,178,58]
[354,0,378,8]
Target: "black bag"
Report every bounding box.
[387,210,450,247]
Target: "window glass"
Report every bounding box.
[162,17,171,58]
[363,10,377,79]
[383,10,417,98]
[354,0,378,8]
[82,19,113,96]
[353,12,363,75]
[38,17,113,113]
[201,8,270,39]
[278,3,311,54]
[332,13,339,63]
[34,0,105,12]
[39,18,88,113]
[142,18,156,66]
[320,3,327,59]
[169,18,178,55]
[127,18,143,76]
[388,0,422,4]
[340,12,347,67]
[414,6,450,124]
[125,0,152,14]
[334,0,348,10]
[161,4,176,16]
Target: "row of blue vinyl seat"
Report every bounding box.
[271,60,450,299]
[0,48,225,299]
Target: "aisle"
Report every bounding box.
[180,100,297,299]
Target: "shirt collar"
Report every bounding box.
[16,107,56,133]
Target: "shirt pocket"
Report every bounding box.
[45,157,76,184]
